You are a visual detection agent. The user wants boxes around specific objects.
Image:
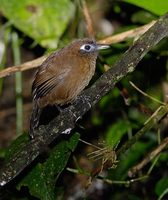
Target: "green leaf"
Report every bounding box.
[131,10,157,24]
[155,177,168,196]
[123,0,168,15]
[5,133,29,161]
[105,120,137,147]
[17,133,80,200]
[0,0,75,48]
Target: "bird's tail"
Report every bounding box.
[29,101,41,139]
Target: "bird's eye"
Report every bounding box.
[84,45,91,51]
[80,44,94,52]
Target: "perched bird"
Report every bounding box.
[30,38,109,139]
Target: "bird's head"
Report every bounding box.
[65,38,109,59]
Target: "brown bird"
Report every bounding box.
[30,38,109,139]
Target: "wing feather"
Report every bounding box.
[32,68,70,100]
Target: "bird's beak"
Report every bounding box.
[96,44,110,50]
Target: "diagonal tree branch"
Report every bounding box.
[0,13,168,187]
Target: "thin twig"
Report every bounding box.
[144,106,163,125]
[117,104,168,155]
[99,20,156,44]
[81,0,95,38]
[158,188,168,200]
[79,139,101,150]
[130,81,165,105]
[66,167,148,185]
[128,137,168,177]
[0,55,47,78]
[100,175,148,185]
[147,155,160,175]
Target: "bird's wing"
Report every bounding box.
[32,52,71,100]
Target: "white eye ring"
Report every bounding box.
[80,44,95,52]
